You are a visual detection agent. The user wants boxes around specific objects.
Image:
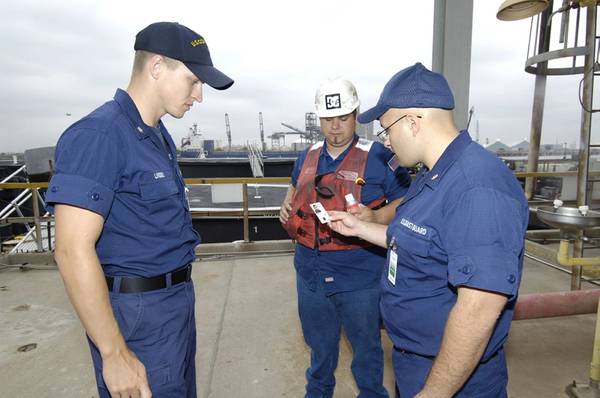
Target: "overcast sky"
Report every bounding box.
[2,0,599,153]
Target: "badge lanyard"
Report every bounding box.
[388,237,397,285]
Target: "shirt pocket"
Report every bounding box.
[139,177,179,201]
[393,228,434,285]
[395,227,431,259]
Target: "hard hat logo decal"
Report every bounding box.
[325,94,341,110]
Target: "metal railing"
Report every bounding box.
[0,177,291,251]
[1,165,26,184]
[3,170,599,253]
[0,170,51,253]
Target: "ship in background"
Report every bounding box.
[177,112,374,178]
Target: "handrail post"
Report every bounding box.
[242,183,250,243]
[31,188,43,251]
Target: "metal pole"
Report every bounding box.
[524,75,546,199]
[432,0,446,74]
[591,296,600,385]
[573,4,597,291]
[47,221,52,252]
[242,183,250,243]
[524,1,553,200]
[432,0,473,130]
[31,189,43,251]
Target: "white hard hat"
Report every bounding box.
[314,77,360,118]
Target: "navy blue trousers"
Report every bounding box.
[392,348,508,398]
[297,275,389,398]
[89,279,197,397]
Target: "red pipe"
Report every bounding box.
[514,289,600,320]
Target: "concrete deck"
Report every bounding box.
[0,248,597,397]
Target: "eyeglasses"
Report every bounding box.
[314,173,335,198]
[375,115,422,141]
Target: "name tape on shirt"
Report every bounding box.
[400,218,427,236]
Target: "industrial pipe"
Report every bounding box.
[513,289,600,320]
[558,239,600,267]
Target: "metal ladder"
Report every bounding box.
[248,143,264,178]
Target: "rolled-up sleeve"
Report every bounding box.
[444,187,523,299]
[45,128,122,219]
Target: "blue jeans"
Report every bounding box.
[88,280,197,398]
[392,348,508,398]
[297,275,389,398]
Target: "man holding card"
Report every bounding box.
[328,63,528,397]
[279,77,411,398]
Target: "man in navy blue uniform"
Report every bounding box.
[329,63,529,397]
[45,22,233,397]
[280,77,411,398]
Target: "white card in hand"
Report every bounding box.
[310,202,331,224]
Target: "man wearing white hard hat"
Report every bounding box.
[280,77,411,397]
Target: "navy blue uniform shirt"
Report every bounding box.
[381,131,528,360]
[46,89,200,277]
[291,135,411,295]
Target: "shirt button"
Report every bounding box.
[50,186,59,192]
[462,265,471,274]
[91,193,100,201]
[507,274,516,284]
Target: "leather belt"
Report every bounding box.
[105,264,192,293]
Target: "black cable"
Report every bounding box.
[578,77,600,113]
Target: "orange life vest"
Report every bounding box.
[283,138,386,251]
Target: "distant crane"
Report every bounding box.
[268,132,287,148]
[281,122,305,135]
[259,112,266,152]
[224,113,232,152]
[281,120,321,143]
[280,123,310,145]
[269,114,323,149]
[305,112,321,141]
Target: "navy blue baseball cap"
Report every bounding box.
[134,22,234,90]
[358,63,454,123]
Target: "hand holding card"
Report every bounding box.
[310,202,331,224]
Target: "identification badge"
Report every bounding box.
[184,186,191,210]
[310,202,331,224]
[388,239,397,285]
[388,252,397,285]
